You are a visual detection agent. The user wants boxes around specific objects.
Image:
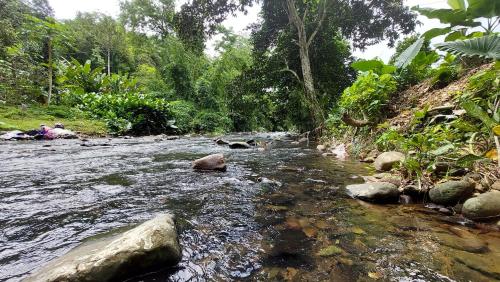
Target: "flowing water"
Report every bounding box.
[0,133,499,282]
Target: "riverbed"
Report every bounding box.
[0,133,499,281]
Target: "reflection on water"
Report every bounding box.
[0,133,499,282]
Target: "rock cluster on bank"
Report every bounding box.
[341,150,500,223]
[24,214,182,282]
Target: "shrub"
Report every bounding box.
[339,71,397,121]
[79,92,174,135]
[169,100,196,133]
[191,111,232,133]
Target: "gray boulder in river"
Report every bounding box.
[429,180,474,205]
[229,142,251,149]
[462,191,500,221]
[192,153,227,171]
[345,182,400,203]
[374,151,405,171]
[24,214,182,282]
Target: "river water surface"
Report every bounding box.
[0,133,499,281]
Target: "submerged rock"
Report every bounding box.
[214,138,229,145]
[192,154,227,171]
[229,142,251,149]
[24,214,181,282]
[374,151,405,171]
[462,191,500,221]
[345,182,399,203]
[428,181,474,205]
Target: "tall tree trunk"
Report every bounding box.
[47,38,53,106]
[286,0,326,127]
[107,48,111,76]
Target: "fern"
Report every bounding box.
[435,35,500,60]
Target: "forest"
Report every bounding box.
[1,0,419,135]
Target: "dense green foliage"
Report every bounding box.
[0,0,419,135]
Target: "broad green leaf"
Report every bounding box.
[381,65,397,74]
[412,7,468,24]
[394,37,425,69]
[462,100,498,128]
[456,154,484,167]
[448,0,466,10]
[423,27,452,40]
[351,60,384,72]
[435,35,500,60]
[444,31,465,41]
[467,0,500,18]
[430,144,455,156]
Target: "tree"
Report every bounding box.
[119,0,176,38]
[95,15,126,75]
[250,0,416,130]
[285,0,327,127]
[27,16,65,105]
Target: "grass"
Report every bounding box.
[0,104,107,136]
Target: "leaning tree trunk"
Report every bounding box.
[286,0,326,128]
[47,37,53,106]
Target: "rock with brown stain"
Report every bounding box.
[192,154,227,172]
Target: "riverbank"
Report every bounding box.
[0,105,107,137]
[320,63,500,224]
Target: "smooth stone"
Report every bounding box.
[229,142,251,149]
[317,145,326,151]
[345,182,399,203]
[462,191,500,221]
[192,154,227,171]
[214,139,229,145]
[374,151,405,171]
[24,214,181,282]
[492,181,500,191]
[429,181,474,205]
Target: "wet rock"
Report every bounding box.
[492,181,500,191]
[462,191,500,221]
[317,145,326,152]
[166,136,180,140]
[374,151,405,171]
[331,144,348,160]
[214,139,229,145]
[399,195,413,204]
[246,139,257,146]
[298,137,309,143]
[25,214,181,282]
[438,207,453,215]
[229,142,251,149]
[363,173,402,186]
[345,182,399,203]
[192,154,227,172]
[429,181,474,205]
[361,150,378,163]
[1,130,34,141]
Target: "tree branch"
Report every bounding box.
[307,0,327,47]
[341,112,371,127]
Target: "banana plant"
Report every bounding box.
[413,0,499,41]
[435,35,500,60]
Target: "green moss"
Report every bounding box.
[0,105,107,136]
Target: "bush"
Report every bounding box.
[191,111,232,133]
[169,100,196,133]
[79,92,174,135]
[339,71,397,121]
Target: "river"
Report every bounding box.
[0,133,499,281]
